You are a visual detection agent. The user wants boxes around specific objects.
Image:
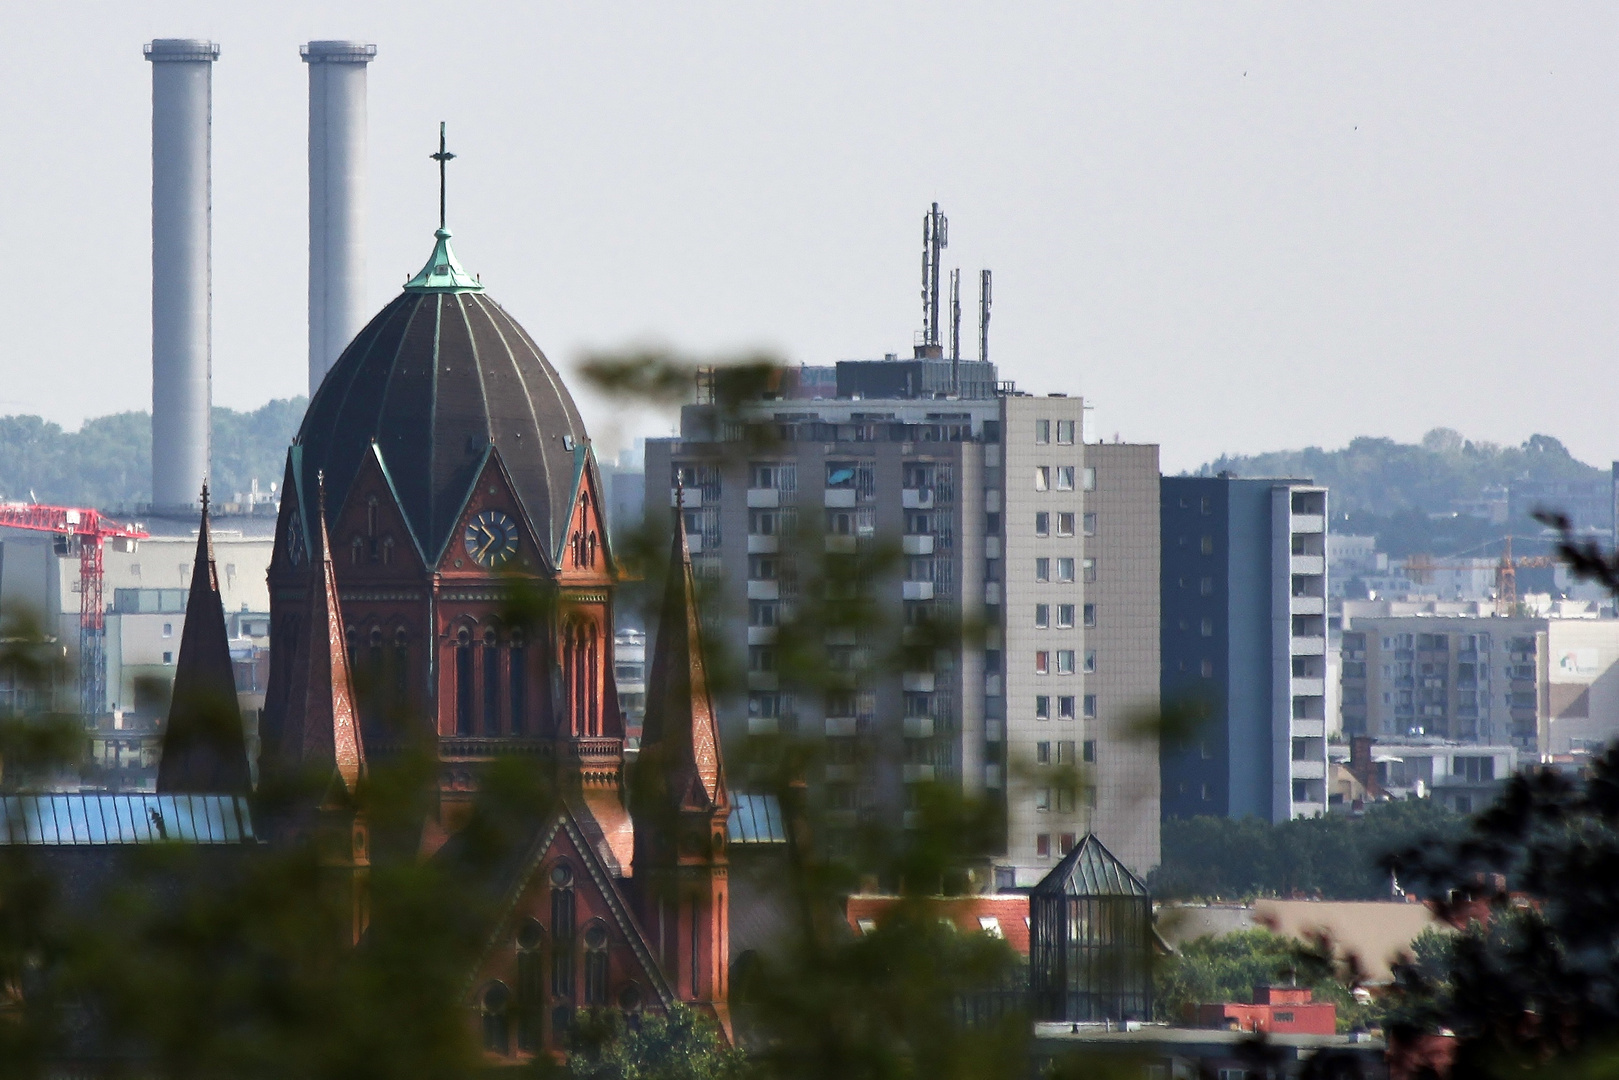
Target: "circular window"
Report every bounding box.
[369,626,383,646]
[483,981,510,1011]
[517,918,543,950]
[456,626,471,646]
[584,924,609,950]
[617,984,643,1012]
[484,627,498,646]
[550,862,573,887]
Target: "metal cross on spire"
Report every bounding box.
[430,121,456,232]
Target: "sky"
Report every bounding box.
[0,3,1614,473]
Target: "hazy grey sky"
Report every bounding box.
[1,3,1613,472]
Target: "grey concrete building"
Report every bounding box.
[645,362,1159,882]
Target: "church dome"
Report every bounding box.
[293,228,589,563]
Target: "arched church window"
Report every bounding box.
[366,496,378,538]
[483,628,500,735]
[510,630,527,736]
[367,627,384,713]
[516,918,544,1053]
[393,627,409,698]
[551,863,575,999]
[583,922,610,1006]
[455,626,474,736]
[381,536,395,567]
[351,536,364,566]
[344,625,357,668]
[617,983,643,1014]
[481,981,511,1055]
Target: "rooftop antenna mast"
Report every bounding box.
[949,267,961,393]
[978,269,992,364]
[921,203,948,352]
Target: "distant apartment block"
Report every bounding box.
[645,360,1160,882]
[1161,476,1330,823]
[1341,605,1619,756]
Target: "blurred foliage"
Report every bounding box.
[557,1005,749,1080]
[1153,929,1374,1033]
[1152,800,1467,901]
[0,398,306,509]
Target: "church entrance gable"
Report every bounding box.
[464,808,672,1062]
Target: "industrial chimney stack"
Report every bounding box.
[302,41,376,396]
[145,39,218,514]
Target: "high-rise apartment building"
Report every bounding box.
[1341,609,1619,755]
[1160,476,1330,823]
[644,361,1160,882]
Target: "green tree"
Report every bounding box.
[562,1005,749,1080]
[1153,930,1371,1032]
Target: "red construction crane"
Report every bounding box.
[0,503,149,717]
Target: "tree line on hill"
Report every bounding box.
[0,397,307,511]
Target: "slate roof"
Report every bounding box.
[292,229,590,562]
[1030,833,1150,898]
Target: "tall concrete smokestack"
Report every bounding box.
[301,41,376,396]
[145,39,219,514]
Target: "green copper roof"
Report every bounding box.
[403,228,484,293]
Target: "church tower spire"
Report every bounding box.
[158,485,252,794]
[632,497,731,1034]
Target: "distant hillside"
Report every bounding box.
[1195,429,1609,557]
[0,398,307,511]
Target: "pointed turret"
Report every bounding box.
[632,495,731,1035]
[158,486,252,794]
[278,474,366,801]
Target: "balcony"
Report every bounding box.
[985,582,1003,605]
[747,672,779,691]
[984,764,1004,789]
[1290,759,1327,780]
[902,764,936,783]
[902,581,935,601]
[747,535,779,554]
[985,719,1004,741]
[1289,596,1325,616]
[1290,514,1326,534]
[902,488,935,509]
[824,716,859,737]
[903,534,935,555]
[902,672,936,692]
[903,716,935,739]
[747,716,779,735]
[747,626,778,645]
[825,535,857,554]
[1290,718,1326,738]
[984,674,1002,696]
[747,579,779,600]
[747,487,780,508]
[670,488,702,508]
[984,536,1002,559]
[1290,555,1325,575]
[824,488,856,508]
[1291,677,1325,696]
[686,534,704,554]
[1291,636,1326,656]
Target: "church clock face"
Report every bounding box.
[288,523,307,566]
[465,509,519,568]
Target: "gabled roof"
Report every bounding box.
[636,502,726,813]
[157,489,252,795]
[1030,834,1150,899]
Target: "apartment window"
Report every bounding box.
[1034,604,1050,628]
[1082,558,1096,583]
[1034,512,1050,536]
[1082,512,1096,536]
[749,693,781,719]
[1035,695,1051,720]
[1082,467,1096,491]
[986,512,1001,534]
[1200,495,1212,515]
[1200,618,1213,637]
[1058,695,1076,720]
[1055,466,1075,491]
[1083,650,1096,673]
[1034,651,1050,675]
[1200,535,1214,555]
[162,623,173,638]
[748,646,776,672]
[163,651,173,665]
[1057,788,1075,813]
[1056,419,1075,445]
[1035,788,1052,812]
[825,463,856,488]
[1034,467,1050,491]
[984,558,1003,582]
[1036,741,1051,765]
[1200,576,1213,596]
[905,512,932,535]
[748,555,777,579]
[749,510,778,535]
[1056,558,1075,582]
[1056,604,1075,628]
[1201,783,1212,802]
[1200,659,1214,677]
[748,601,778,627]
[826,510,854,535]
[1035,558,1050,582]
[1057,740,1075,764]
[1035,420,1051,444]
[1082,739,1096,763]
[1056,650,1076,675]
[1057,512,1075,537]
[1036,833,1051,857]
[1083,604,1097,628]
[1083,694,1097,718]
